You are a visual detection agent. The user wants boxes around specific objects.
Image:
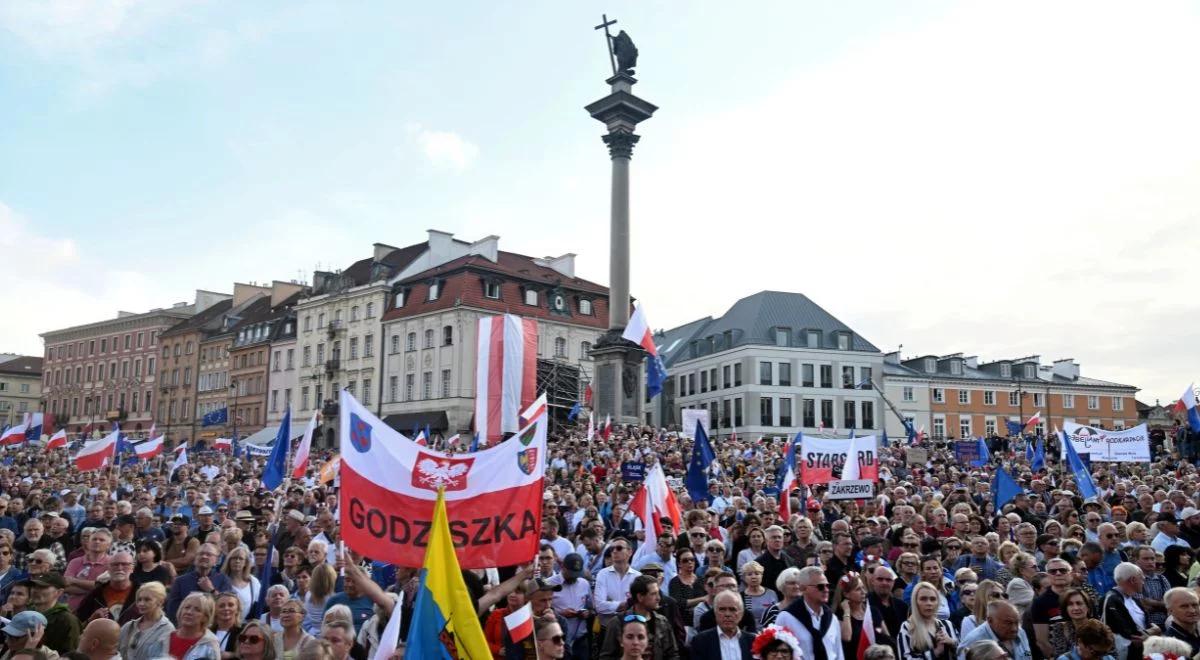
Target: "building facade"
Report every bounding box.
[378,241,608,434]
[226,282,306,438]
[39,290,228,437]
[0,357,43,428]
[881,353,1139,440]
[157,296,235,444]
[651,291,885,438]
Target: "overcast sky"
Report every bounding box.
[2,1,1197,405]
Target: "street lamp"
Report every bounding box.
[229,379,240,444]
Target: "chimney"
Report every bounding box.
[534,253,576,278]
[964,355,978,369]
[1052,358,1080,381]
[426,229,456,257]
[373,242,398,262]
[270,280,306,307]
[232,282,270,307]
[194,289,233,314]
[883,350,901,365]
[467,234,499,262]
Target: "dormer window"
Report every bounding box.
[774,328,789,347]
[484,281,501,299]
[524,289,538,306]
[1024,364,1035,378]
[950,361,963,375]
[427,281,441,301]
[837,333,850,351]
[807,330,821,348]
[1000,363,1011,377]
[925,358,936,373]
[579,299,592,315]
[393,287,406,308]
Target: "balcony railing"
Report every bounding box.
[324,359,341,373]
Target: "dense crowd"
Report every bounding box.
[0,421,1196,660]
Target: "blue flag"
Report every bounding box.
[903,420,917,445]
[1025,437,1034,462]
[685,421,715,504]
[881,430,889,448]
[468,432,480,453]
[1006,420,1024,437]
[261,408,291,491]
[1031,438,1045,472]
[567,401,582,423]
[993,467,1022,511]
[1063,430,1098,500]
[202,407,228,427]
[646,353,667,399]
[972,437,989,467]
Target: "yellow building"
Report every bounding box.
[0,356,43,428]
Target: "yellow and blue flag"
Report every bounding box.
[404,487,491,659]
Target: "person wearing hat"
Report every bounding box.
[30,573,80,654]
[1,610,53,658]
[1150,515,1190,555]
[162,514,199,574]
[547,553,591,658]
[190,506,218,543]
[273,509,305,555]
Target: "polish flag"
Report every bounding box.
[446,434,461,448]
[213,438,233,452]
[628,464,682,537]
[46,429,67,450]
[170,446,188,479]
[1024,411,1041,429]
[779,462,797,523]
[0,424,26,447]
[586,412,595,443]
[584,384,593,407]
[474,314,538,444]
[148,423,162,441]
[74,427,119,471]
[504,603,534,643]
[292,411,319,479]
[135,436,164,460]
[857,605,876,659]
[414,430,427,447]
[601,415,612,441]
[174,442,187,455]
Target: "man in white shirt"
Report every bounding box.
[1150,517,1190,554]
[547,553,592,660]
[593,538,640,628]
[776,565,844,660]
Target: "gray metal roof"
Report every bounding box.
[888,356,1135,389]
[656,291,881,364]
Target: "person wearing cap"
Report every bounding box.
[30,573,80,654]
[163,515,200,573]
[1150,515,1190,555]
[1,610,52,659]
[190,506,218,543]
[1177,507,1200,548]
[547,553,592,658]
[274,509,306,555]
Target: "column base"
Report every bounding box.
[589,330,645,427]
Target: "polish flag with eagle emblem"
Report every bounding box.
[339,388,548,568]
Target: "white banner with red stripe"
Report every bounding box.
[474,314,538,444]
[799,435,879,485]
[339,388,547,568]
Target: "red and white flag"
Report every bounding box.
[586,412,595,443]
[474,314,538,444]
[339,389,548,568]
[779,462,797,522]
[148,423,161,440]
[174,442,187,455]
[213,437,232,452]
[135,436,164,460]
[46,429,67,450]
[1024,411,1041,429]
[74,427,119,471]
[446,434,461,448]
[414,430,427,447]
[601,415,612,440]
[292,411,319,479]
[0,424,26,447]
[170,446,188,479]
[503,603,534,643]
[628,464,682,537]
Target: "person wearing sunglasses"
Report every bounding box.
[534,616,567,659]
[776,566,843,660]
[234,618,275,660]
[1030,559,1075,659]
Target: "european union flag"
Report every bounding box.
[1063,430,1098,501]
[972,437,990,467]
[1031,438,1045,472]
[261,408,290,491]
[202,407,228,427]
[685,421,716,504]
[646,353,667,399]
[1006,420,1024,437]
[567,401,582,423]
[993,467,1022,511]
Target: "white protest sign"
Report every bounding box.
[681,409,711,438]
[1062,422,1150,462]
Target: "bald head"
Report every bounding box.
[78,618,120,658]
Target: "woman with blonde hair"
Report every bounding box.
[996,543,1020,569]
[740,560,778,624]
[898,582,957,660]
[219,546,259,620]
[960,580,1004,639]
[169,592,222,659]
[303,563,337,635]
[210,592,242,658]
[117,581,174,660]
[1002,553,1037,614]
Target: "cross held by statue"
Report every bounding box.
[594,14,618,75]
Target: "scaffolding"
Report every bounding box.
[536,358,588,437]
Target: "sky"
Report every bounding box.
[2,1,1199,405]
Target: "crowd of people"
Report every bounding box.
[0,420,1196,660]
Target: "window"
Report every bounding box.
[933,416,946,439]
[958,390,970,405]
[734,363,742,387]
[985,418,997,435]
[272,351,281,371]
[688,373,696,396]
[579,299,592,315]
[89,340,95,355]
[837,334,849,351]
[350,306,360,321]
[820,400,834,428]
[842,366,855,388]
[365,302,375,318]
[721,365,730,390]
[347,381,357,398]
[902,386,915,402]
[843,400,856,429]
[405,374,415,401]
[933,388,945,403]
[925,358,936,373]
[349,338,359,359]
[678,375,687,396]
[774,328,789,347]
[984,390,995,405]
[300,386,310,410]
[802,364,814,387]
[780,398,793,426]
[1024,365,1035,378]
[861,401,874,429]
[1087,396,1099,410]
[1000,363,1011,377]
[387,376,399,402]
[819,365,833,388]
[959,417,971,439]
[554,337,566,357]
[759,362,772,386]
[700,371,708,393]
[364,335,374,358]
[101,339,107,353]
[362,379,372,405]
[271,390,279,412]
[184,367,191,385]
[760,397,773,426]
[315,384,324,407]
[442,325,453,346]
[778,363,791,387]
[1112,397,1123,411]
[807,330,821,348]
[422,372,432,399]
[286,348,295,369]
[124,334,131,349]
[316,343,325,364]
[1032,392,1044,407]
[581,341,591,357]
[484,282,501,299]
[1062,394,1074,408]
[734,398,743,427]
[441,370,451,398]
[427,281,441,301]
[1008,391,1020,406]
[407,333,416,352]
[950,361,962,376]
[1113,420,1125,431]
[423,329,434,349]
[318,313,325,328]
[302,346,312,366]
[393,288,406,308]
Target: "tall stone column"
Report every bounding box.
[586,73,657,425]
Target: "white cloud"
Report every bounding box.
[0,0,197,57]
[406,123,479,172]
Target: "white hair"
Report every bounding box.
[1113,562,1143,584]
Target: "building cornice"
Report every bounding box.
[40,310,193,341]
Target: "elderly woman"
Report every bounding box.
[761,567,804,628]
[117,581,174,660]
[220,547,260,620]
[260,584,291,632]
[741,560,779,624]
[273,597,318,660]
[1003,553,1038,615]
[233,619,275,660]
[168,591,221,659]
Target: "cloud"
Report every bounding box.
[0,0,197,57]
[406,123,479,172]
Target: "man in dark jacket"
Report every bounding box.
[599,575,679,659]
[1101,562,1156,660]
[1164,586,1200,651]
[164,542,231,621]
[690,591,754,659]
[30,572,80,655]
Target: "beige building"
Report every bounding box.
[0,357,43,428]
